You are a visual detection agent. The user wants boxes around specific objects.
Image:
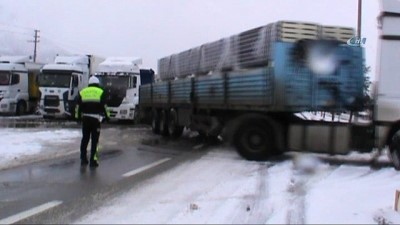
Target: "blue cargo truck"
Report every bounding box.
[139,9,400,170]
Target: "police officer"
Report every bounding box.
[75,76,110,168]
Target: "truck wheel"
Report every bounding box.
[159,110,169,136]
[168,109,184,138]
[16,101,26,116]
[233,119,276,161]
[389,130,400,170]
[151,110,160,134]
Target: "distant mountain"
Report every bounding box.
[0,32,70,63]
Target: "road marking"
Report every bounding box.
[122,158,171,178]
[0,200,62,224]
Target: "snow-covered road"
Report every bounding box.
[74,146,400,224]
[1,127,400,224]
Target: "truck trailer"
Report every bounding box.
[38,55,104,119]
[94,57,154,122]
[0,56,43,115]
[139,0,400,170]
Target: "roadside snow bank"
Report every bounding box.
[0,128,80,170]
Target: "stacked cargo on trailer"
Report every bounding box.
[95,57,154,122]
[140,19,363,159]
[38,55,104,119]
[0,56,43,115]
[139,2,400,171]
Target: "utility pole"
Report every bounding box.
[28,29,40,62]
[357,0,362,38]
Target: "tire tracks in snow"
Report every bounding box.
[230,162,274,224]
[285,160,338,224]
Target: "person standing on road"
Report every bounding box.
[75,76,110,168]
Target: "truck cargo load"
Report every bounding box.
[158,20,355,81]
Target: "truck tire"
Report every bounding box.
[233,119,277,161]
[389,130,400,170]
[168,109,184,138]
[16,101,26,116]
[159,110,169,136]
[151,110,160,134]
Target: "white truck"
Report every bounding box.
[373,0,400,168]
[0,56,42,115]
[95,57,154,122]
[38,55,104,119]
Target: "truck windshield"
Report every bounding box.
[0,72,10,85]
[98,75,130,90]
[39,72,71,88]
[97,75,131,107]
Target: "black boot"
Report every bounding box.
[81,159,89,166]
[89,160,99,168]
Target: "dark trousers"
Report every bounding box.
[80,116,101,163]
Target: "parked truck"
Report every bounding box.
[0,56,43,115]
[38,55,104,119]
[139,0,400,170]
[94,57,154,122]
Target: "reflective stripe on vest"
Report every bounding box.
[80,86,103,103]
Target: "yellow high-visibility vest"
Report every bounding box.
[80,86,104,102]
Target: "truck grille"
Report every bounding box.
[44,95,60,107]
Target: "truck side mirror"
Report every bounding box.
[133,76,137,88]
[72,75,79,87]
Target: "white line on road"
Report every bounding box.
[122,158,171,178]
[0,200,62,224]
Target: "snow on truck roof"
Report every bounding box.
[42,63,84,72]
[100,57,142,66]
[54,55,89,65]
[381,0,400,13]
[96,57,142,74]
[0,56,43,71]
[42,55,89,72]
[0,63,27,71]
[0,55,32,64]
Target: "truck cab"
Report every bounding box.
[0,56,42,115]
[95,57,153,122]
[38,55,94,118]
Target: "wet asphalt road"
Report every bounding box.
[0,116,209,224]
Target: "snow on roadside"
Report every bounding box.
[0,128,80,170]
[307,165,400,224]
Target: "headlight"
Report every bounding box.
[306,41,339,76]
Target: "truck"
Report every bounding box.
[0,56,43,115]
[138,0,400,170]
[94,57,154,122]
[38,55,104,119]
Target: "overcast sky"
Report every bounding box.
[0,0,380,79]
